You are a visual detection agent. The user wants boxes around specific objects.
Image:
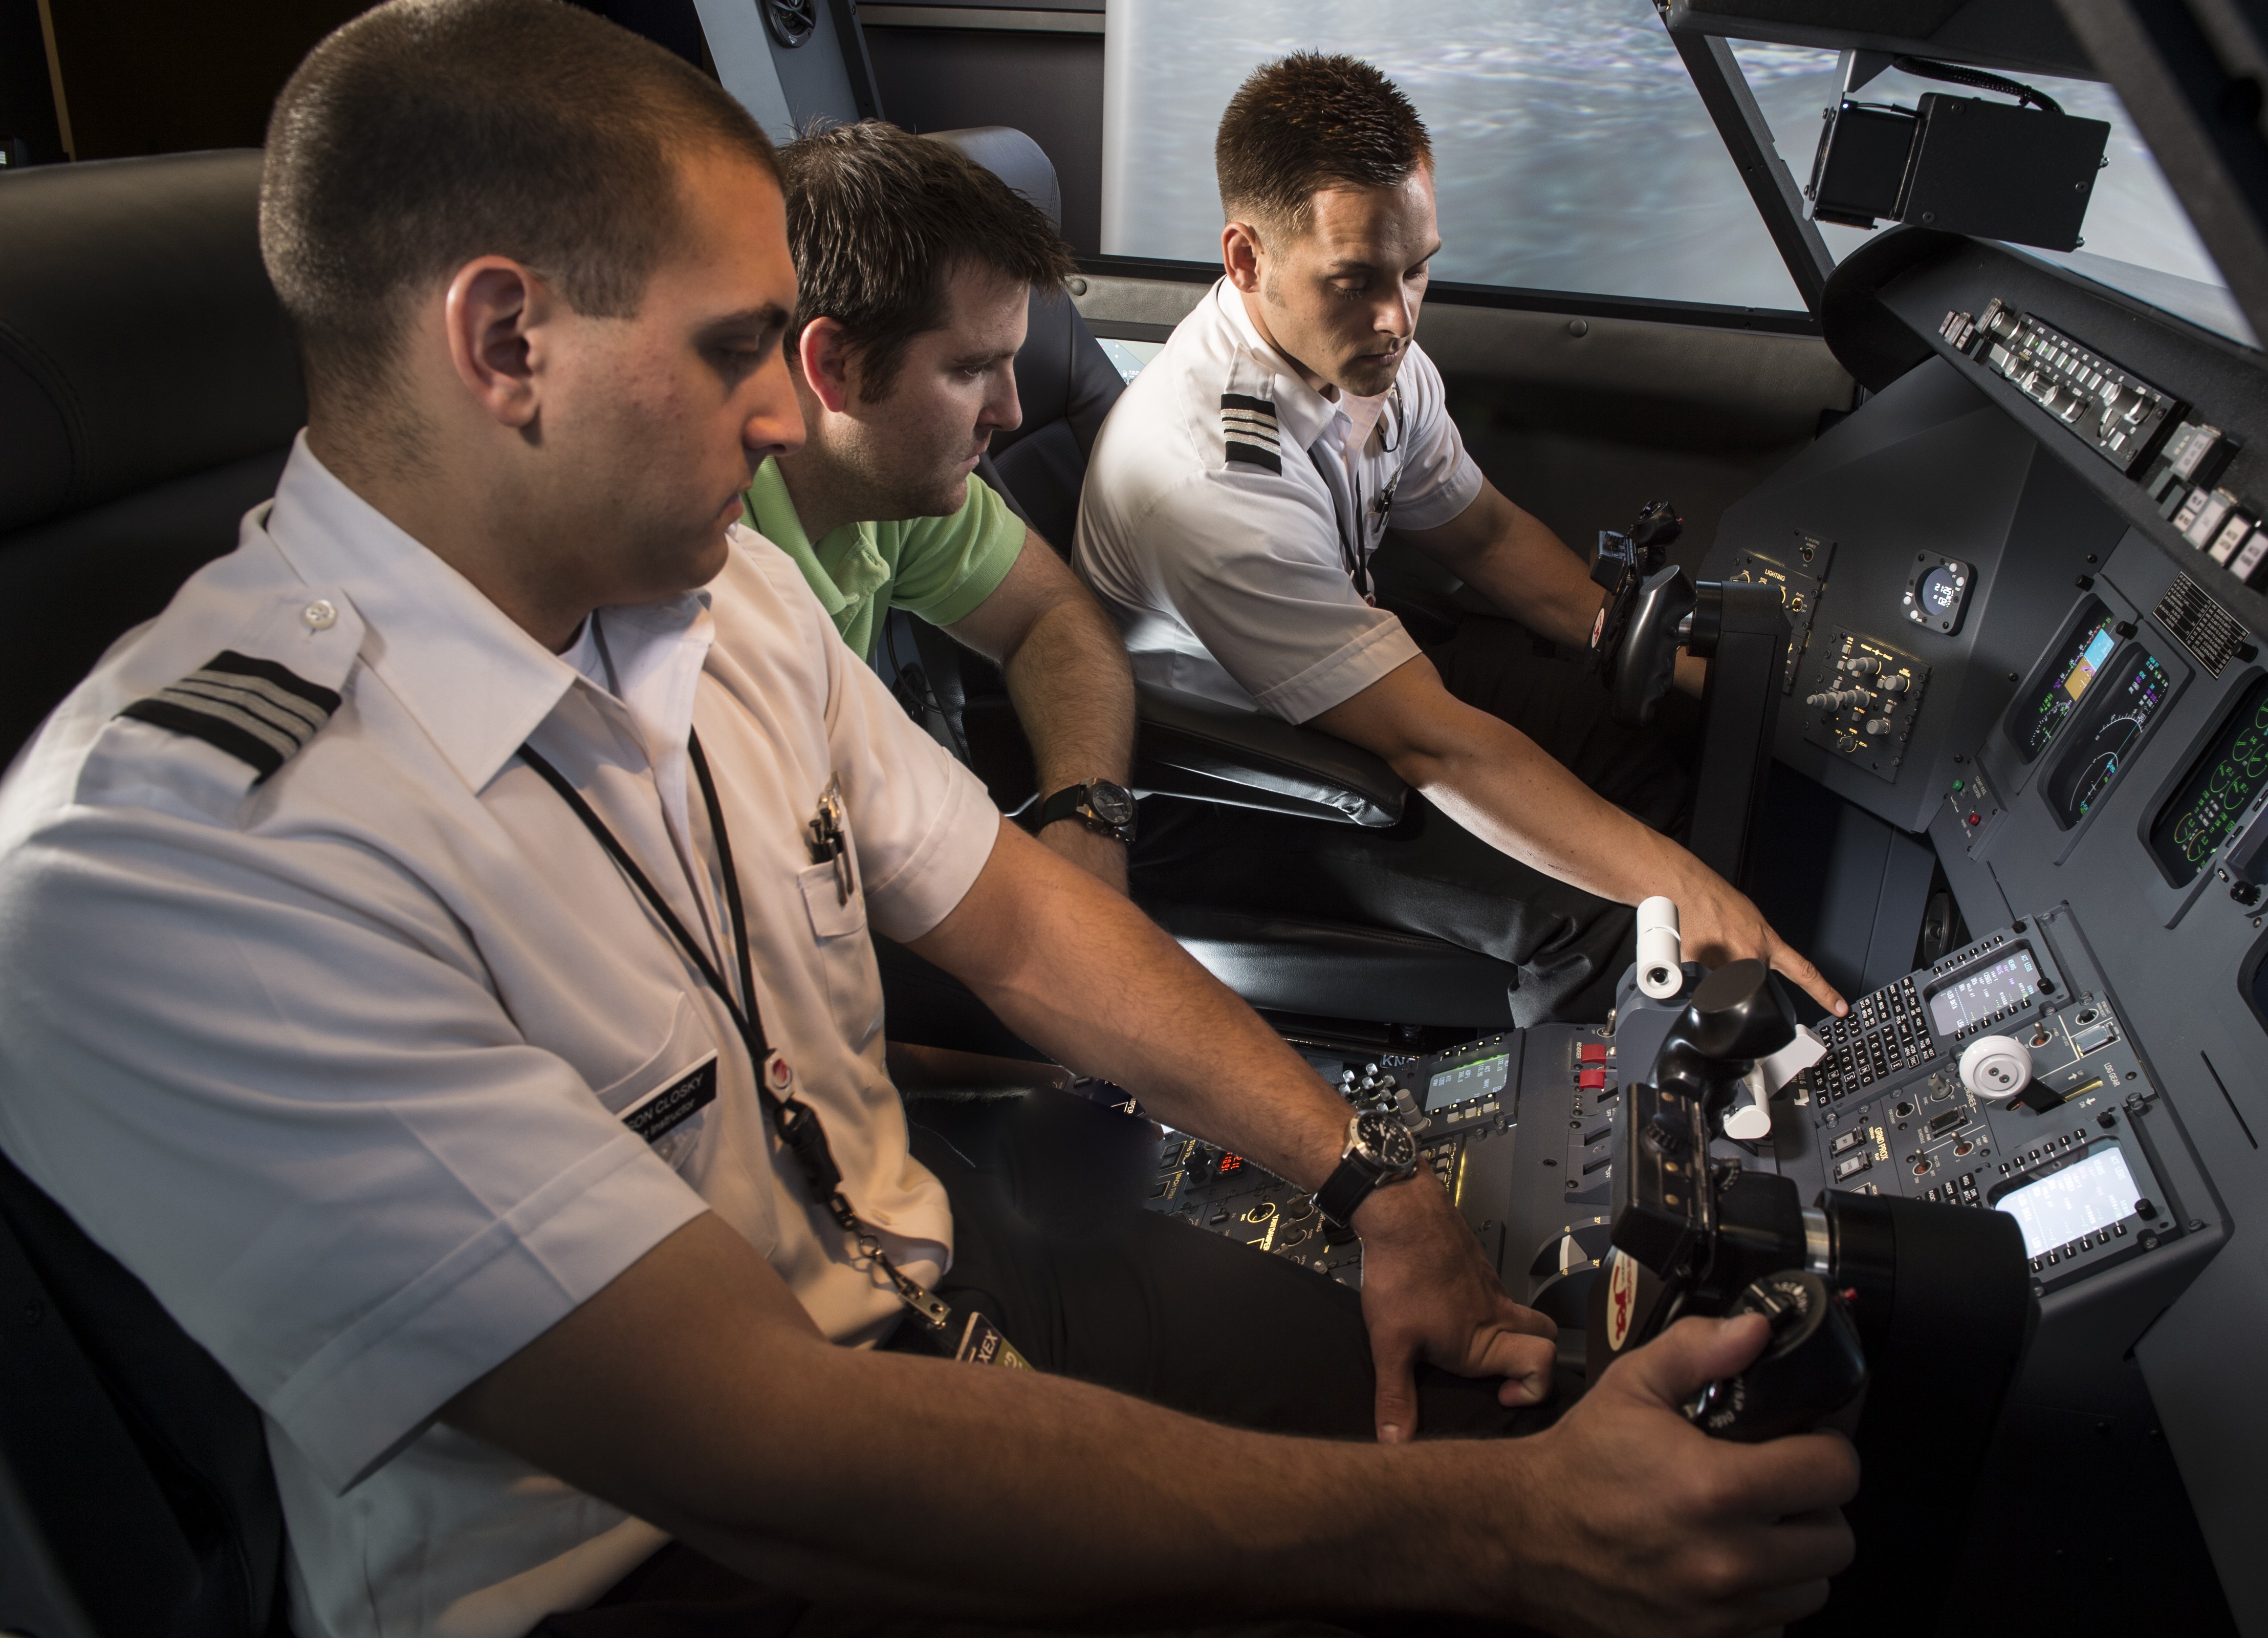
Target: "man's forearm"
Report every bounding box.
[451,1217,1513,1626]
[914,820,1351,1189]
[999,596,1135,794]
[1373,701,1697,912]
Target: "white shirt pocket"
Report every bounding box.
[798,861,882,1049]
[799,860,867,940]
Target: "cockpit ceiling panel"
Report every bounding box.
[1664,0,2098,81]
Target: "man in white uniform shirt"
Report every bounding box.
[1078,55,1846,1027]
[0,4,1858,1633]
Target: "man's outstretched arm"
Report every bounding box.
[1409,482,1708,698]
[946,533,1136,892]
[1310,656,1845,1016]
[444,1208,1855,1633]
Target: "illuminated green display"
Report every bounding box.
[2151,679,2268,887]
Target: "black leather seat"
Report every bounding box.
[1,149,304,764]
[0,147,296,1637]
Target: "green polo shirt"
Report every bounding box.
[742,456,1027,662]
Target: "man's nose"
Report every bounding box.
[981,371,1023,436]
[744,353,806,460]
[1374,288,1415,340]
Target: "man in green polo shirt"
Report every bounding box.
[756,121,1136,892]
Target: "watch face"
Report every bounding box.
[1086,781,1136,826]
[1356,1109,1419,1172]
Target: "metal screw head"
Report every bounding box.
[1066,276,1087,296]
[1567,318,1589,338]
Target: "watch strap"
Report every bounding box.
[1315,1152,1384,1229]
[1036,782,1135,844]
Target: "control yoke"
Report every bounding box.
[1588,501,1792,888]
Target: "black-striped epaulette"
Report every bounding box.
[118,651,341,781]
[1220,393,1282,474]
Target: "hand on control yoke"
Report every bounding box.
[1498,1315,1859,1638]
[1351,1176,1558,1445]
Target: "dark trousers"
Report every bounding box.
[1131,617,1699,1027]
[536,1092,1553,1636]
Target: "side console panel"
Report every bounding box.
[1704,359,2129,837]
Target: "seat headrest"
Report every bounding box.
[0,150,305,537]
[922,127,1062,232]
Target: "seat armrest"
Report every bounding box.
[1133,683,1407,828]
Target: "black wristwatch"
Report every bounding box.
[1035,779,1137,846]
[1315,1109,1422,1228]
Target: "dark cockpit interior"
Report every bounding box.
[7,1,2268,1633]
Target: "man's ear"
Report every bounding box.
[441,257,554,431]
[1222,221,1266,295]
[796,317,857,417]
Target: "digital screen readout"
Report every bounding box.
[1927,947,2042,1036]
[2045,648,2170,828]
[1997,1146,2141,1257]
[2150,677,2268,887]
[1426,1052,1510,1108]
[2017,616,2118,761]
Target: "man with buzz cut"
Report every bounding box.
[0,4,1857,1633]
[759,121,1137,892]
[1077,53,1849,1027]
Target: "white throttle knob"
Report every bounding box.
[1636,896,1682,1000]
[1959,1034,2033,1101]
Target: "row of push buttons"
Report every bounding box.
[1997,1129,2088,1175]
[2032,1221,2125,1271]
[1801,977,1935,1103]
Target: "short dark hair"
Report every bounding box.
[1215,54,1432,239]
[261,0,778,407]
[779,121,1074,397]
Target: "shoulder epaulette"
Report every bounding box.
[1220,393,1282,474]
[118,651,341,781]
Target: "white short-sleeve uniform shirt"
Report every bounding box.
[0,437,1000,1637]
[1075,278,1484,722]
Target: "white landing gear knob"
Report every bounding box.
[1959,1034,2033,1101]
[1637,896,1683,1000]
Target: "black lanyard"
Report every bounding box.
[1314,383,1406,602]
[517,731,954,1331]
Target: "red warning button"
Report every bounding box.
[1578,1068,1608,1090]
[1578,1043,1608,1064]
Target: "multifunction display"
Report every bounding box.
[1927,945,2042,1037]
[2044,648,2171,828]
[2151,676,2268,886]
[2016,613,2118,761]
[1995,1145,2142,1258]
[1426,1051,1510,1108]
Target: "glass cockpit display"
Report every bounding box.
[1994,1145,2142,1258]
[2043,647,2172,828]
[1927,946,2042,1036]
[2150,676,2268,886]
[1424,1051,1510,1108]
[2015,613,2119,760]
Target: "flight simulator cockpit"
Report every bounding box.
[4,0,2268,1634]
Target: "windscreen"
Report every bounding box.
[1101,0,1808,309]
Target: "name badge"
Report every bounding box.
[619,1052,718,1144]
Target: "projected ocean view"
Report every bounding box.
[1100,0,2242,336]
